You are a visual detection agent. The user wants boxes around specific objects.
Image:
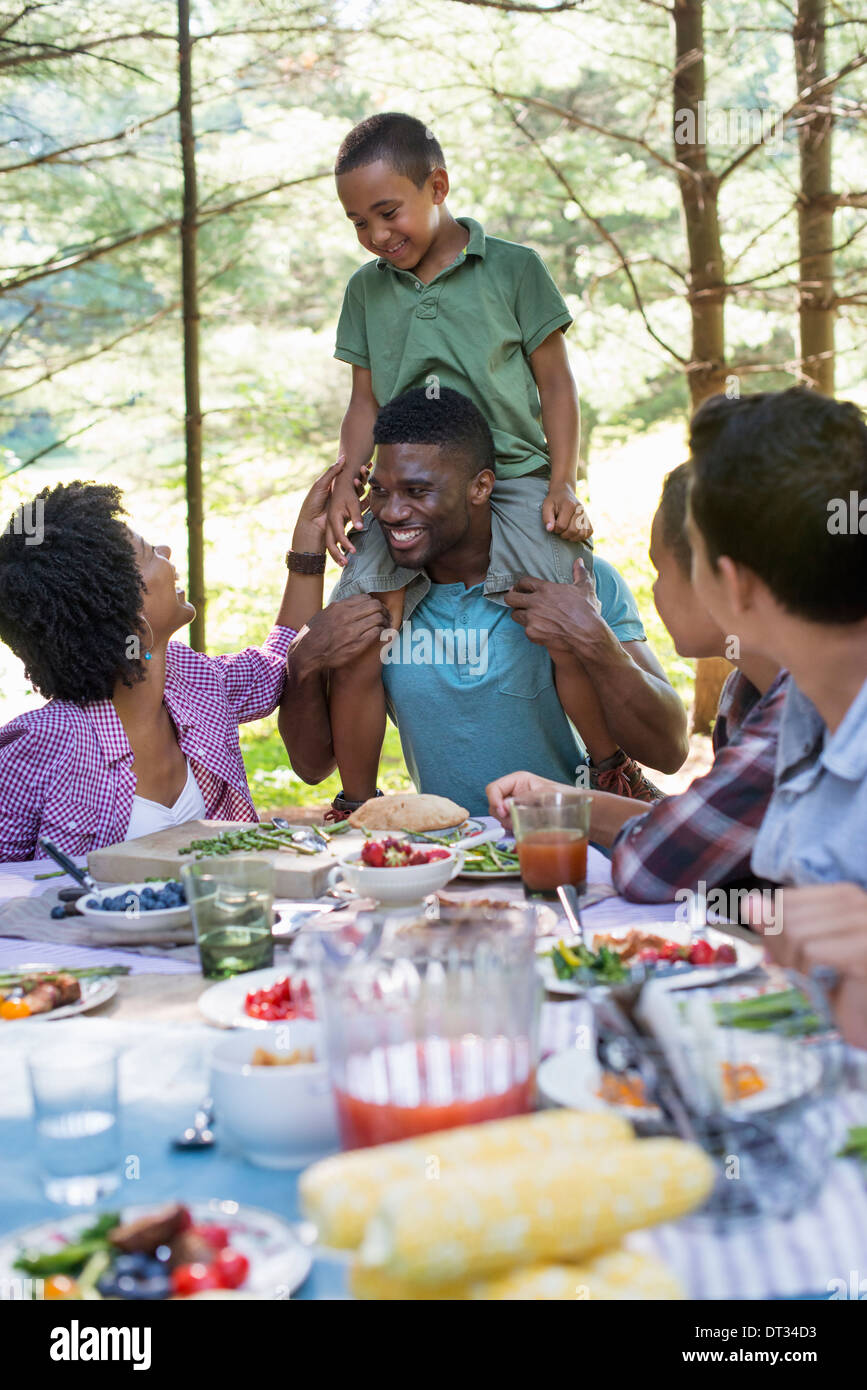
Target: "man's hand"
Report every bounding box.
[541,483,593,542]
[505,558,603,660]
[325,456,370,567]
[485,770,570,828]
[760,882,867,1049]
[288,596,391,682]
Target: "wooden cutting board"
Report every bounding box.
[87,820,339,899]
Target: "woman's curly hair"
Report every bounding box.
[0,481,147,704]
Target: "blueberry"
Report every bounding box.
[50,905,66,919]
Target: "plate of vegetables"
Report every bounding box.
[198,966,318,1030]
[2,1199,311,1301]
[0,965,126,1022]
[536,924,764,995]
[456,839,522,879]
[538,1029,818,1122]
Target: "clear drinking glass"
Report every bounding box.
[28,1042,120,1205]
[318,907,541,1150]
[510,791,592,901]
[181,856,275,979]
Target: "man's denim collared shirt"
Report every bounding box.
[751,674,867,888]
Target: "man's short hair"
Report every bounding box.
[688,387,867,624]
[373,387,495,480]
[335,113,445,188]
[658,463,693,576]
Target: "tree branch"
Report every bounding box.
[717,51,867,184]
[0,169,330,295]
[506,105,688,364]
[0,102,179,175]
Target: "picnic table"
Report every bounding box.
[1,847,866,1301]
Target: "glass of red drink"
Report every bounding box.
[317,909,541,1150]
[510,792,592,902]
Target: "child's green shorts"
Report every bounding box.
[332,472,594,611]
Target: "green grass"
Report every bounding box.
[241,717,410,816]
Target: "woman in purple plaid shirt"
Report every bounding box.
[0,465,389,862]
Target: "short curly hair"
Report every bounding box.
[374,386,496,479]
[0,480,147,704]
[335,112,445,188]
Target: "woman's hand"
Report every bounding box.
[292,457,364,552]
[485,770,571,829]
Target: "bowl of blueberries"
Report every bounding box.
[71,880,192,935]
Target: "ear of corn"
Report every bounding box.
[359,1138,714,1285]
[350,1247,686,1301]
[300,1110,634,1249]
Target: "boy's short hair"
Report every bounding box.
[688,387,867,624]
[374,387,495,479]
[335,113,445,188]
[658,463,693,576]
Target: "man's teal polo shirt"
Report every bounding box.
[380,557,646,815]
[334,217,572,478]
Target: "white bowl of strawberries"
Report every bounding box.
[332,836,464,905]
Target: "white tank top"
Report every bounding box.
[125,758,207,841]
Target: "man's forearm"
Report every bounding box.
[589,790,651,848]
[278,655,336,785]
[559,630,688,774]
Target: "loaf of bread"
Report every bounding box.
[347,792,469,832]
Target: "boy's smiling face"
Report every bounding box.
[337,159,448,270]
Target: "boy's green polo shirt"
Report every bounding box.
[334,217,572,478]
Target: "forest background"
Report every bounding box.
[1,0,865,813]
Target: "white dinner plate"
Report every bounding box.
[539,1028,822,1122]
[458,867,522,880]
[198,966,318,1030]
[0,1199,312,1300]
[76,882,192,937]
[1,967,118,1023]
[536,923,765,996]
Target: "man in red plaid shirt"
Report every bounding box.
[487,463,787,901]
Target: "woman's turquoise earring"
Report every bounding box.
[141,617,155,663]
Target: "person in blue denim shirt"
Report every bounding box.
[686,387,867,889]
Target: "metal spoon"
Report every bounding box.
[172,1097,215,1150]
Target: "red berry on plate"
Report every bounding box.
[214,1248,250,1290]
[688,939,715,966]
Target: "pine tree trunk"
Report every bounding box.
[673,0,728,409]
[673,0,731,733]
[795,0,835,395]
[178,0,205,650]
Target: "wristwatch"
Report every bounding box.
[331,788,384,816]
[285,549,326,574]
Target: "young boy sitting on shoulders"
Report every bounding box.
[323,111,663,810]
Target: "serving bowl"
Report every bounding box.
[209,1021,339,1169]
[329,845,464,905]
[76,880,191,933]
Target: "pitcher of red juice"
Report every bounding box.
[317,909,541,1150]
